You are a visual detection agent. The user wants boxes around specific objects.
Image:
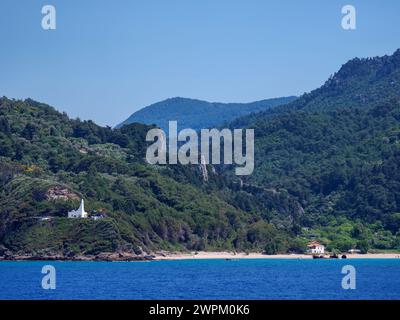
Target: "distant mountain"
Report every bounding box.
[116,96,297,131]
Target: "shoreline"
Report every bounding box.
[1,251,400,262]
[154,251,400,260]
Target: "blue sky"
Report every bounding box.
[0,0,399,126]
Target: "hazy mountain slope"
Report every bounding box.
[116,96,297,131]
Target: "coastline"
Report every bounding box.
[154,251,400,260]
[1,251,400,262]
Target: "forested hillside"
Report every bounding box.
[227,49,400,252]
[0,97,299,258]
[2,50,400,259]
[233,49,400,124]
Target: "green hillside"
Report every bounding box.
[0,97,296,258]
[227,49,400,252]
[2,50,400,258]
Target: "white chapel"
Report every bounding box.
[68,199,88,218]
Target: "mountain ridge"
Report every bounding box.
[231,49,400,128]
[116,96,297,131]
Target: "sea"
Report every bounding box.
[0,259,399,300]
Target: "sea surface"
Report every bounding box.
[0,259,399,299]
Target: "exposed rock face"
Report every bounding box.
[199,155,208,182]
[46,186,80,201]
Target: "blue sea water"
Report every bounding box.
[0,259,399,300]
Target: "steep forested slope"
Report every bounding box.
[227,50,400,252]
[233,49,400,125]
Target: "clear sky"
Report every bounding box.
[0,0,399,126]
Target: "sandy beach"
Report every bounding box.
[155,251,400,260]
